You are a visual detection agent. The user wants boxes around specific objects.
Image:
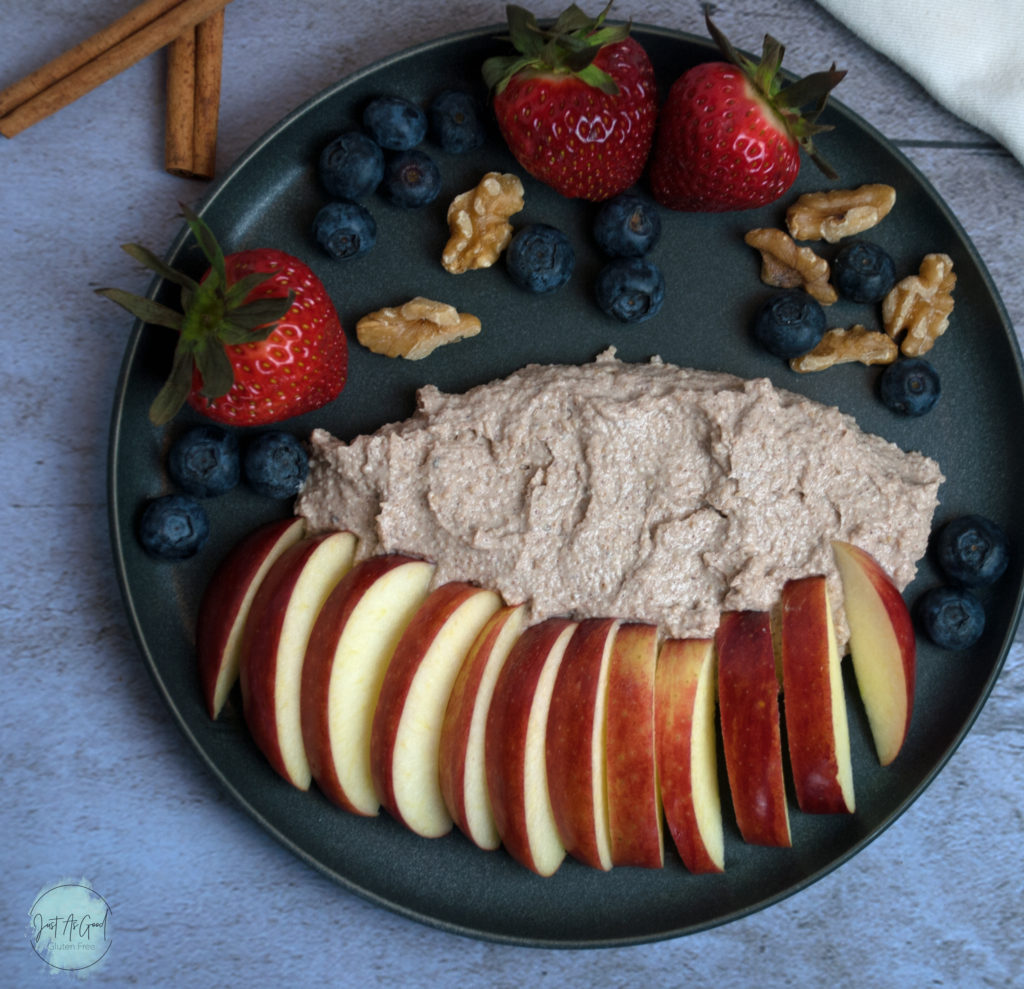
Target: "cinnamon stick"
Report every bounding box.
[0,0,233,139]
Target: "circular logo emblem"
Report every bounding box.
[28,881,113,973]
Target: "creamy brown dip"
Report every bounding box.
[295,350,944,643]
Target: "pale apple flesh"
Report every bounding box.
[605,621,664,869]
[832,540,916,767]
[545,617,619,871]
[197,516,306,720]
[655,637,724,873]
[371,582,502,838]
[239,531,357,790]
[486,617,577,877]
[780,576,855,814]
[439,603,526,851]
[300,554,435,816]
[716,610,791,847]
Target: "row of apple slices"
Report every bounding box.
[195,517,915,877]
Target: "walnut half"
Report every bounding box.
[790,325,899,373]
[356,297,481,360]
[744,227,837,305]
[786,184,896,243]
[442,172,525,274]
[882,253,956,356]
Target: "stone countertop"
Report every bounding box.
[3,1,1022,985]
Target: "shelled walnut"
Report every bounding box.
[882,253,956,355]
[786,184,896,243]
[356,297,481,360]
[744,227,837,304]
[442,172,525,274]
[790,325,899,373]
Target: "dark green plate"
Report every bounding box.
[108,25,1024,947]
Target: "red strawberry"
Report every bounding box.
[650,14,846,212]
[98,205,347,426]
[483,2,657,202]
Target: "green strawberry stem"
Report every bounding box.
[483,2,630,96]
[704,9,846,179]
[96,204,292,426]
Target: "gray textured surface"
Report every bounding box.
[3,0,1022,985]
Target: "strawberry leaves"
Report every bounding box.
[97,204,293,425]
[483,2,630,97]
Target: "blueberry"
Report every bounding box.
[879,358,941,416]
[934,514,1010,587]
[428,89,486,153]
[505,224,575,293]
[832,240,897,303]
[312,201,377,260]
[363,96,428,151]
[381,149,441,208]
[138,494,210,559]
[752,291,827,359]
[595,257,666,323]
[593,194,662,258]
[319,131,384,200]
[167,424,239,497]
[916,585,986,650]
[244,432,309,499]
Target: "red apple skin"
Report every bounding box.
[716,610,791,847]
[300,554,430,816]
[655,638,724,874]
[832,540,916,766]
[780,576,855,814]
[197,516,306,719]
[370,581,499,836]
[439,603,526,851]
[239,533,353,789]
[545,617,619,870]
[486,617,577,877]
[605,621,664,869]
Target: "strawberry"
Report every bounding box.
[650,14,846,212]
[482,2,657,202]
[98,205,347,426]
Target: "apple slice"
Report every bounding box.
[301,554,435,816]
[439,603,527,850]
[239,531,357,789]
[486,617,578,877]
[197,516,306,719]
[832,540,916,766]
[716,610,791,847]
[546,617,620,870]
[655,637,724,873]
[605,621,663,869]
[780,575,855,813]
[370,581,502,838]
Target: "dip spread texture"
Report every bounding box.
[295,351,943,641]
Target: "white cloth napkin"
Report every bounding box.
[816,0,1024,167]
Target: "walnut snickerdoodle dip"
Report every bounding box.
[295,350,943,644]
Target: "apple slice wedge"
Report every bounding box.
[197,516,306,719]
[655,637,724,873]
[546,617,620,870]
[832,540,916,766]
[780,575,855,813]
[301,554,435,816]
[370,581,502,838]
[439,603,527,850]
[605,621,663,869]
[486,617,578,877]
[716,610,791,847]
[238,530,357,790]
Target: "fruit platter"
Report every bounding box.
[107,9,1024,946]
